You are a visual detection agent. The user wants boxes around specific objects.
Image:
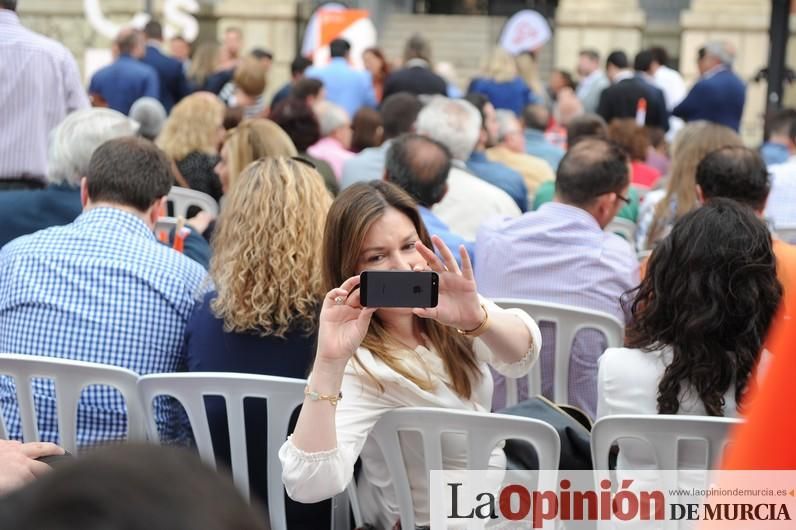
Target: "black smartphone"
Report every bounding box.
[360,271,439,308]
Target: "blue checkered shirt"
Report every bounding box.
[0,207,207,446]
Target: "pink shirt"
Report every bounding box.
[307,137,354,181]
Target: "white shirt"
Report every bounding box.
[0,10,89,182]
[765,156,796,228]
[279,300,542,529]
[576,70,610,114]
[432,165,521,241]
[653,65,687,110]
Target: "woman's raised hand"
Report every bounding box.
[315,275,377,365]
[412,235,484,331]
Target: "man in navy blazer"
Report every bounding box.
[142,21,190,113]
[673,41,746,132]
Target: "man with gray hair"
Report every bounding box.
[415,96,520,240]
[129,97,167,140]
[673,40,745,132]
[0,109,138,247]
[0,0,89,190]
[307,100,353,180]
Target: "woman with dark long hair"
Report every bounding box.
[598,198,781,470]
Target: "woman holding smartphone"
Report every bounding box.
[279,181,542,529]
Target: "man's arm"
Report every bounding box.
[672,81,704,121]
[61,49,90,112]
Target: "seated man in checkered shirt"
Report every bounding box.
[0,137,207,447]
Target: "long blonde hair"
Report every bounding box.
[645,121,741,249]
[485,47,518,83]
[156,93,224,161]
[322,181,482,398]
[223,119,298,190]
[210,157,332,336]
[189,41,220,87]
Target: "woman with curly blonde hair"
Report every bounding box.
[181,156,333,525]
[156,92,226,201]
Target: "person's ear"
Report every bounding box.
[695,184,705,205]
[80,177,89,209]
[148,197,167,228]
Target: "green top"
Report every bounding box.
[532,181,640,223]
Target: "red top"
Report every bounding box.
[630,161,661,189]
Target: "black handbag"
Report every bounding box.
[497,395,593,470]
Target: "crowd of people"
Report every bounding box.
[2,0,796,527]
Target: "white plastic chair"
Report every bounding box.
[606,217,637,244]
[775,224,796,244]
[492,299,625,406]
[0,353,145,453]
[366,407,561,529]
[137,372,351,530]
[168,186,219,217]
[591,414,741,471]
[153,216,178,239]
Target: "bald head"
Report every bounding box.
[555,138,629,207]
[522,104,549,132]
[116,28,144,58]
[385,133,451,208]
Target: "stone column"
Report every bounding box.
[553,0,646,71]
[212,0,300,102]
[679,0,771,144]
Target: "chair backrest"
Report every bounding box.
[492,299,625,406]
[154,216,178,240]
[605,217,637,244]
[167,186,219,218]
[368,407,561,529]
[591,414,742,470]
[775,224,796,244]
[0,353,144,453]
[137,373,306,530]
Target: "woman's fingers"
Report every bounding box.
[412,307,438,320]
[459,245,475,281]
[432,235,461,275]
[18,442,63,459]
[339,275,361,293]
[415,240,446,273]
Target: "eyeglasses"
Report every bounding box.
[616,193,631,205]
[291,156,316,169]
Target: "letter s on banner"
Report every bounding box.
[84,0,198,41]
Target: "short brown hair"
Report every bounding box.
[233,56,266,97]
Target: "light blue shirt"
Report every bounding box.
[418,206,474,268]
[0,208,207,446]
[523,129,565,171]
[475,202,639,417]
[305,57,376,118]
[341,140,391,189]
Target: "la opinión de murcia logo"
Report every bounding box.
[83,0,200,41]
[445,480,792,527]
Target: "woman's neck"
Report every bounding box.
[382,315,424,349]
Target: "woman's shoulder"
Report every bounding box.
[600,346,670,377]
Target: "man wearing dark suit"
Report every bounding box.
[142,21,190,113]
[382,34,447,100]
[596,51,668,132]
[673,41,746,132]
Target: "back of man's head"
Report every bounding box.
[0,444,269,530]
[415,97,481,161]
[385,133,451,208]
[329,38,350,58]
[86,137,173,212]
[290,56,312,76]
[380,92,422,140]
[649,46,669,67]
[579,49,600,63]
[1,0,17,10]
[634,50,653,73]
[144,20,163,41]
[556,138,629,207]
[292,78,323,100]
[566,113,608,147]
[703,40,733,66]
[233,55,267,97]
[49,108,140,187]
[116,28,141,56]
[606,50,629,70]
[129,97,167,141]
[696,145,770,212]
[404,33,432,63]
[767,107,796,140]
[522,104,549,131]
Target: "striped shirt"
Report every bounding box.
[0,208,207,446]
[475,202,639,418]
[0,9,89,183]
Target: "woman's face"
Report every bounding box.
[363,51,381,75]
[215,142,230,194]
[355,207,428,316]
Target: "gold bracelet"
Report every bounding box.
[456,303,490,338]
[304,386,343,406]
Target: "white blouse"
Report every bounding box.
[279,301,542,529]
